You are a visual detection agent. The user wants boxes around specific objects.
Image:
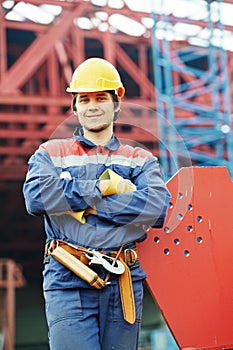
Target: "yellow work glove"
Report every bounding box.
[99,169,136,196]
[67,210,86,224]
[51,210,86,224]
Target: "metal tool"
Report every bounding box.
[85,250,125,275]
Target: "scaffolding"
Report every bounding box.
[0,260,25,350]
[151,0,233,180]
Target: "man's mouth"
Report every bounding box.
[86,114,103,118]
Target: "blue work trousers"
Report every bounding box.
[44,280,143,349]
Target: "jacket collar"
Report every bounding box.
[73,127,120,151]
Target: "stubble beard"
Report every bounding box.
[86,122,110,133]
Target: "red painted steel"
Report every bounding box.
[0,259,25,350]
[138,166,233,350]
[0,1,157,181]
[1,0,233,182]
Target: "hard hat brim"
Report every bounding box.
[66,86,125,98]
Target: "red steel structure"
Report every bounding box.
[0,0,159,182]
[138,166,233,350]
[0,1,233,183]
[0,260,25,350]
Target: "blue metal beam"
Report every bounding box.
[151,0,233,181]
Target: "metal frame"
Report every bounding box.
[138,166,233,349]
[1,1,233,182]
[0,0,158,181]
[151,0,233,180]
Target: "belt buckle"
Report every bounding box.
[124,248,137,267]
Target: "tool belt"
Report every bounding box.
[44,239,138,324]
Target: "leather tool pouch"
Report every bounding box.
[119,258,136,324]
[49,245,106,290]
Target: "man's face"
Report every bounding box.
[75,91,117,132]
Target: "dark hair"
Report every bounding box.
[72,90,120,121]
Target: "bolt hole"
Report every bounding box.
[178,192,183,199]
[143,224,151,232]
[154,236,160,243]
[197,237,203,243]
[177,213,183,220]
[184,250,190,257]
[164,226,170,233]
[187,225,193,232]
[174,238,180,245]
[164,248,170,255]
[169,202,173,208]
[197,216,202,222]
[187,204,193,210]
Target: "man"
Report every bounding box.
[23,57,170,349]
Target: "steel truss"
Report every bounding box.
[0,0,158,181]
[152,0,233,180]
[0,0,233,184]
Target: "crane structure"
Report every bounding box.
[151,0,233,180]
[0,0,233,183]
[0,0,158,182]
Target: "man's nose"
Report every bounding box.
[88,99,99,110]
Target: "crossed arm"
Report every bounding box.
[23,149,169,227]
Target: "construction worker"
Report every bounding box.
[23,57,170,349]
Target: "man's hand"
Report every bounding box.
[116,178,136,194]
[99,179,110,194]
[51,210,86,224]
[99,169,136,196]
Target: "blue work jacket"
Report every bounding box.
[23,129,170,290]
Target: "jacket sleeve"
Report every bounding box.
[23,148,102,216]
[95,156,170,226]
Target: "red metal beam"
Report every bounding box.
[1,0,233,182]
[0,260,25,350]
[0,4,85,93]
[114,43,156,100]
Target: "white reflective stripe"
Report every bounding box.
[51,154,98,167]
[105,155,146,168]
[51,154,147,168]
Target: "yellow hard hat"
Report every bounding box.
[66,57,125,98]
